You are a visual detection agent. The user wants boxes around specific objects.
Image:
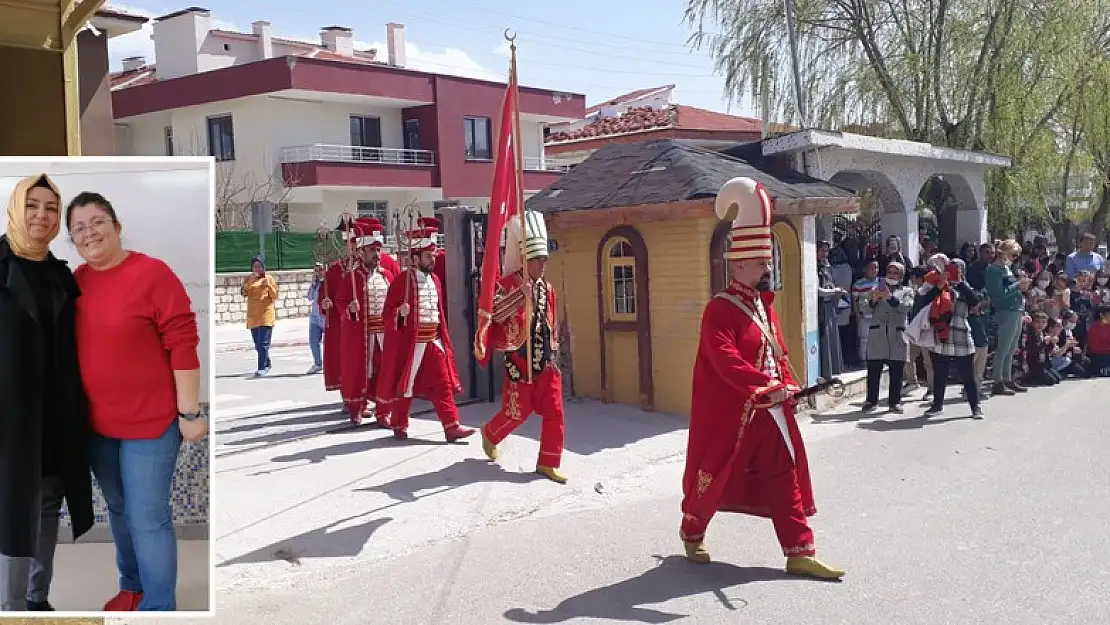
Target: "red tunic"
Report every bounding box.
[74,252,201,440]
[318,261,346,391]
[680,283,816,553]
[333,261,398,417]
[482,271,566,467]
[376,269,461,403]
[380,251,401,278]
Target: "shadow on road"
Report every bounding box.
[250,436,440,476]
[503,555,793,623]
[357,458,543,503]
[218,409,347,447]
[218,512,391,567]
[485,400,687,457]
[857,414,977,432]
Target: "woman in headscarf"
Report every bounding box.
[859,261,915,413]
[67,192,205,611]
[878,235,913,280]
[0,175,94,611]
[816,240,846,378]
[241,256,279,377]
[917,257,983,417]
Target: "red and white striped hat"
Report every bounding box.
[715,176,773,261]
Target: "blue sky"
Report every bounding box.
[106,0,757,116]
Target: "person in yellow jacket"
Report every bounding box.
[241,256,279,376]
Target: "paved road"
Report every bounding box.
[120,348,1110,624]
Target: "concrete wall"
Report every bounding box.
[215,269,315,325]
[77,28,115,156]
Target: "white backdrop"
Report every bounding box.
[0,158,214,402]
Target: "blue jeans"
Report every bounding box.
[251,325,273,371]
[992,310,1024,383]
[309,322,324,367]
[90,420,182,611]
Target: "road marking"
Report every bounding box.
[214,400,300,419]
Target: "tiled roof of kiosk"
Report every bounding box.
[526,139,856,214]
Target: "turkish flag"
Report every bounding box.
[473,60,520,366]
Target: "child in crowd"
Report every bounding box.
[1023,312,1058,386]
[1093,270,1110,306]
[1086,304,1110,377]
[1047,316,1086,379]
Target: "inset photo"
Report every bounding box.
[0,157,213,614]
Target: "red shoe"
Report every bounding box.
[349,412,363,425]
[374,412,391,428]
[445,424,476,442]
[103,590,142,611]
[393,428,408,440]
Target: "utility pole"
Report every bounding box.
[782,0,808,128]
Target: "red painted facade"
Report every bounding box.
[282,162,438,188]
[112,57,584,197]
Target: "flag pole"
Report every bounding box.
[505,29,533,385]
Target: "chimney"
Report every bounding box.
[152,7,211,80]
[320,26,354,57]
[121,56,146,71]
[386,23,406,67]
[253,20,273,59]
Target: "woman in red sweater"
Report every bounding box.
[66,192,206,612]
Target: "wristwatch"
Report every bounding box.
[179,411,203,421]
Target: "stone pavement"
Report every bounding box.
[115,346,1110,624]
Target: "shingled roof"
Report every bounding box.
[526,139,856,214]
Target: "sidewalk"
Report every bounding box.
[216,316,310,353]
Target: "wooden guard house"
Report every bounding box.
[528,139,859,417]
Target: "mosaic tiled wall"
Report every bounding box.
[61,405,210,528]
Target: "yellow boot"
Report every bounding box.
[786,556,845,580]
[480,427,499,461]
[536,465,568,484]
[683,540,711,564]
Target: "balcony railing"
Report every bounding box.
[280,144,436,166]
[522,156,574,172]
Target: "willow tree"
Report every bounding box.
[684,0,1110,231]
[1079,60,1110,238]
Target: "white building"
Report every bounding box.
[110,7,584,233]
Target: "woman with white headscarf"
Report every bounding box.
[859,261,916,412]
[0,175,94,611]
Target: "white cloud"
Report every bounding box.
[363,39,504,82]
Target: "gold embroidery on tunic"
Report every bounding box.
[505,383,523,421]
[695,470,713,496]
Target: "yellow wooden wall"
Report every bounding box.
[547,214,717,417]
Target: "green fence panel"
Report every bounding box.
[215,231,337,272]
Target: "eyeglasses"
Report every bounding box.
[69,216,113,238]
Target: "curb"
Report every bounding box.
[216,338,310,354]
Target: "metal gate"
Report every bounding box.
[459,209,505,403]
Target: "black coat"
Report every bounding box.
[0,236,93,557]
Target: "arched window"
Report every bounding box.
[605,238,637,321]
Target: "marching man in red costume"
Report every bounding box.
[318,217,356,394]
[333,219,399,426]
[680,176,844,580]
[377,221,476,442]
[479,211,567,484]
